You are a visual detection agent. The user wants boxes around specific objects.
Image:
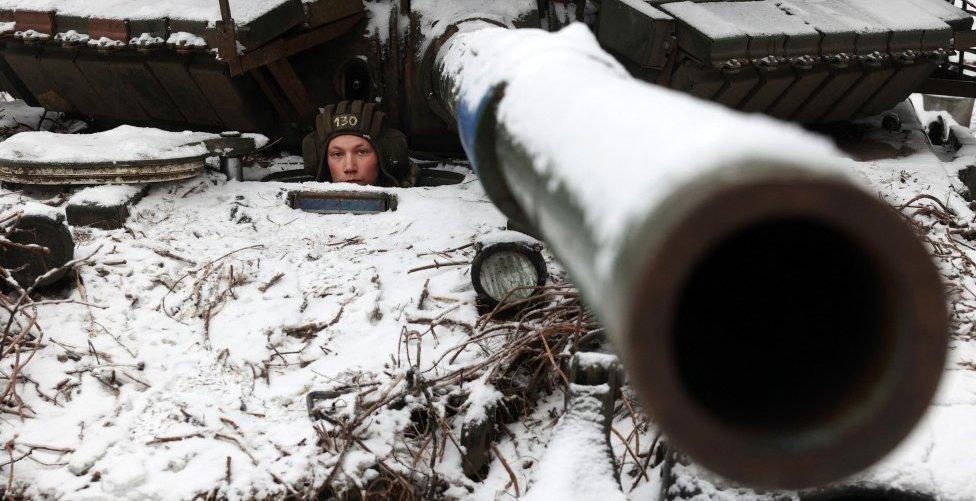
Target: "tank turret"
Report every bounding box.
[0,1,970,147]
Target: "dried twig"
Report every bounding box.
[259,272,285,293]
[490,444,521,497]
[146,432,206,445]
[407,261,470,274]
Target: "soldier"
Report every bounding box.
[303,101,417,187]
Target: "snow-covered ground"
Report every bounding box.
[1,96,976,500]
[820,102,976,499]
[1,159,519,498]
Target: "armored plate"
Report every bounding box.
[906,0,975,31]
[597,0,675,69]
[707,1,821,112]
[145,53,224,128]
[659,1,749,68]
[2,44,76,113]
[74,50,151,121]
[651,0,968,123]
[41,48,105,119]
[776,0,859,56]
[106,51,187,123]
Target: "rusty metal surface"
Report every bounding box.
[0,155,207,185]
[0,1,365,139]
[214,0,239,68]
[202,134,259,157]
[0,132,257,187]
[89,18,130,42]
[13,11,55,36]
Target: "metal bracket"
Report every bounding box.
[658,36,680,88]
[215,0,242,72]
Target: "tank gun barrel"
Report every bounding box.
[433,22,948,490]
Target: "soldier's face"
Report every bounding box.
[327,135,380,185]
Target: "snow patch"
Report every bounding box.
[574,351,618,369]
[524,384,625,501]
[363,0,399,43]
[88,36,126,49]
[0,126,215,163]
[463,376,503,426]
[54,30,90,44]
[16,201,64,220]
[69,185,145,208]
[14,29,50,41]
[167,32,207,48]
[477,230,540,248]
[411,0,536,52]
[0,164,507,499]
[131,33,165,47]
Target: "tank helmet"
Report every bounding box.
[303,100,416,187]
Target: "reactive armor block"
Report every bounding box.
[600,0,971,123]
